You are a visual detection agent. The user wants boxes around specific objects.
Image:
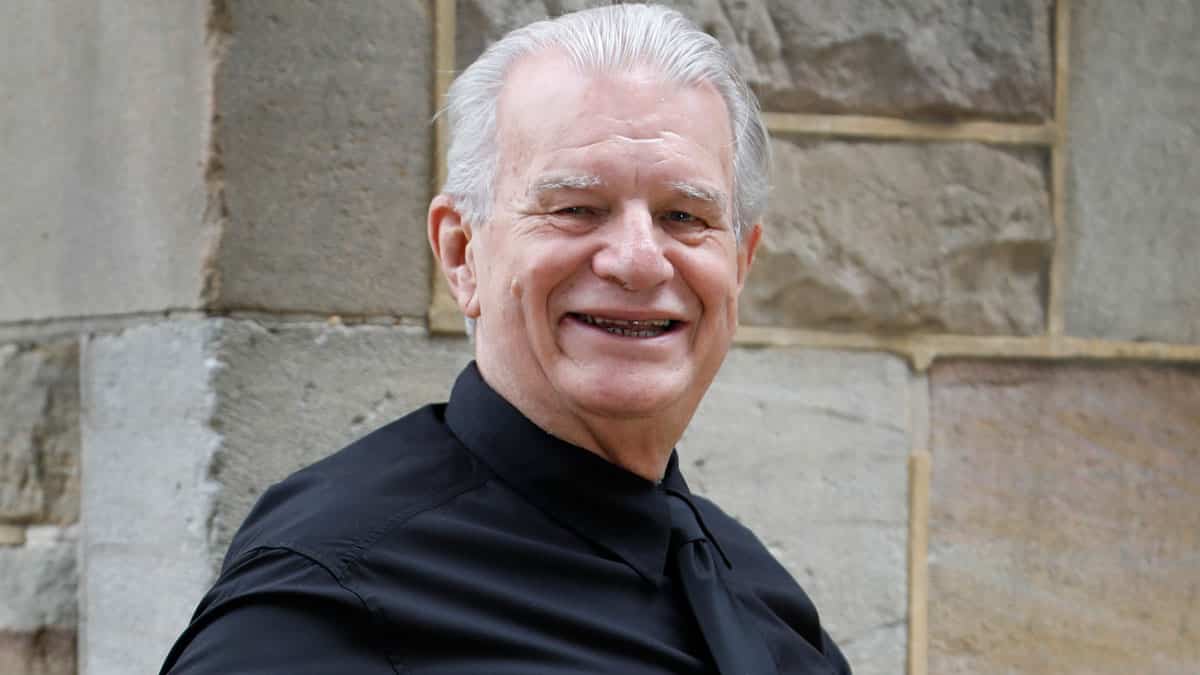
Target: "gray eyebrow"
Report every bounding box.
[667,181,728,212]
[528,175,728,213]
[529,173,604,196]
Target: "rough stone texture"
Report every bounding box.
[0,629,75,675]
[457,0,1052,120]
[743,138,1052,335]
[210,1,433,317]
[81,321,224,675]
[0,526,77,675]
[1064,1,1200,344]
[0,340,80,526]
[681,347,912,675]
[0,527,77,632]
[0,2,215,323]
[0,525,24,546]
[81,319,472,674]
[929,361,1200,675]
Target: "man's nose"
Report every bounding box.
[592,206,674,291]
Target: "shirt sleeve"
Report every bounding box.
[159,546,398,675]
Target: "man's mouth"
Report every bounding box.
[569,313,681,338]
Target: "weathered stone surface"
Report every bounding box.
[0,526,76,675]
[0,629,75,675]
[0,341,79,525]
[1064,1,1200,344]
[743,138,1052,335]
[210,1,433,317]
[81,319,472,674]
[929,361,1200,675]
[81,321,224,675]
[457,0,1052,120]
[681,347,913,675]
[0,525,24,546]
[0,525,77,674]
[0,527,77,631]
[0,2,215,323]
[207,321,473,561]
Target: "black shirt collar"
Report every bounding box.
[444,362,726,586]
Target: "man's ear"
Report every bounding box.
[428,195,481,318]
[736,222,762,291]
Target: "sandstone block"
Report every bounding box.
[929,361,1200,674]
[81,319,472,674]
[210,1,434,317]
[0,2,214,322]
[1063,1,1200,344]
[0,525,24,546]
[457,0,1051,120]
[743,139,1052,335]
[0,629,74,675]
[681,347,913,675]
[0,340,80,525]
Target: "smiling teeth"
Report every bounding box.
[580,315,671,328]
[577,314,674,337]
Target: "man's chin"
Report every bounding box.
[555,369,691,421]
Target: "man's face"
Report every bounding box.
[467,50,759,432]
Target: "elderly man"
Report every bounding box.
[161,5,850,674]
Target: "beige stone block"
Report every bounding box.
[929,361,1200,675]
[0,525,25,546]
[0,629,75,675]
[457,0,1052,120]
[210,0,433,317]
[743,139,1052,335]
[0,341,79,526]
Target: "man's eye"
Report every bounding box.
[554,206,594,217]
[663,211,706,227]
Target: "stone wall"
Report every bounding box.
[0,2,1196,674]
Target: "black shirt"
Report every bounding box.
[161,363,851,674]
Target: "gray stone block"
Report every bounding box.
[81,319,472,674]
[0,2,214,323]
[0,340,80,526]
[743,138,1052,335]
[458,0,1052,120]
[0,526,77,631]
[209,1,434,317]
[0,527,77,675]
[1063,1,1200,344]
[680,347,913,675]
[80,321,224,675]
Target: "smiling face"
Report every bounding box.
[441,50,760,461]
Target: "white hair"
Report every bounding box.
[441,3,770,242]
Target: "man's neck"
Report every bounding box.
[477,362,688,482]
